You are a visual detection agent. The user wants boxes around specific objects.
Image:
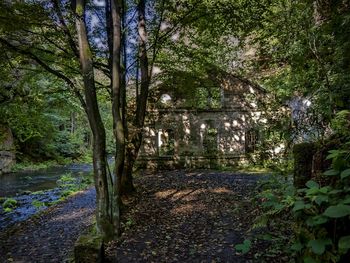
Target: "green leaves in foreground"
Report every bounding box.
[234,239,251,254]
[307,238,332,255]
[338,236,350,252]
[323,204,350,218]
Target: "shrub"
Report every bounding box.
[254,142,350,262]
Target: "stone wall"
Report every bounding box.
[138,109,264,169]
[0,126,16,174]
[138,74,267,169]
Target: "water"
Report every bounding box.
[0,163,93,198]
[0,163,94,231]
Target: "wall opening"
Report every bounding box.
[245,128,259,153]
[158,129,175,156]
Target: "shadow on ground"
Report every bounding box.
[106,170,264,263]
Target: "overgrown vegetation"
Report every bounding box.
[250,144,350,262]
[0,0,350,261]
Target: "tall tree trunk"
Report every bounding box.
[70,112,76,134]
[111,0,125,238]
[74,0,113,240]
[121,0,149,194]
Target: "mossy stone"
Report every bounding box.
[74,234,104,263]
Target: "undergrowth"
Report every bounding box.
[251,143,350,262]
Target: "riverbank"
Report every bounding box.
[9,154,93,173]
[0,170,93,230]
[0,187,96,262]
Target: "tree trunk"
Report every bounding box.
[111,0,125,238]
[74,0,113,241]
[121,0,149,194]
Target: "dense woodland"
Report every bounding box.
[1,0,350,262]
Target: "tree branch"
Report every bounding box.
[0,37,87,111]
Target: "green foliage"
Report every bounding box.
[11,160,63,172]
[234,239,251,254]
[56,173,93,199]
[32,200,45,208]
[254,143,350,262]
[331,111,350,138]
[3,198,18,210]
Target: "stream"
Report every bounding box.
[0,163,94,231]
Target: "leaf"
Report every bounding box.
[314,195,328,205]
[234,239,251,254]
[340,168,350,179]
[323,204,350,218]
[319,186,330,194]
[290,242,303,252]
[293,200,306,211]
[341,196,350,204]
[323,169,339,176]
[306,180,319,189]
[326,150,340,160]
[306,215,328,226]
[338,236,350,251]
[307,238,331,255]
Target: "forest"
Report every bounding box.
[0,0,350,262]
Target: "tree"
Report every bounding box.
[74,0,114,239]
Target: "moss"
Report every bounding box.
[32,200,45,208]
[74,232,104,263]
[76,4,84,16]
[4,207,13,213]
[3,198,18,209]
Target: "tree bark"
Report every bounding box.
[121,0,149,194]
[111,0,125,238]
[74,0,113,240]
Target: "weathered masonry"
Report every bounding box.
[138,75,267,169]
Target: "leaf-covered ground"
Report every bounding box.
[0,188,96,262]
[106,170,265,262]
[0,169,267,262]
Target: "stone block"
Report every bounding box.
[74,234,104,263]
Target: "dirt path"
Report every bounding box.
[106,170,263,262]
[0,170,263,263]
[0,188,96,263]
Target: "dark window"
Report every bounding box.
[245,129,259,153]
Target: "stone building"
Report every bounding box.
[138,74,267,169]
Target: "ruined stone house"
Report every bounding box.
[138,74,267,169]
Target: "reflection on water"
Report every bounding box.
[0,163,93,197]
[0,162,96,231]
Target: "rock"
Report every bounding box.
[0,126,15,174]
[74,234,104,263]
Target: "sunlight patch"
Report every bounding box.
[155,189,177,198]
[210,187,233,194]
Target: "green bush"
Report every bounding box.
[254,142,350,262]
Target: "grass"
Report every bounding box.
[216,164,273,174]
[10,160,66,172]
